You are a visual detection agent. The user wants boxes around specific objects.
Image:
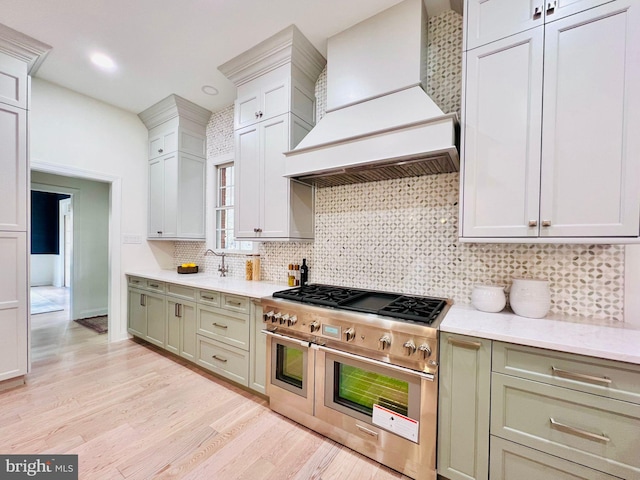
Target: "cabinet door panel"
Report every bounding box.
[0,53,28,108]
[0,104,27,231]
[462,29,543,238]
[128,289,147,337]
[145,293,165,348]
[162,154,178,237]
[0,232,27,381]
[235,125,260,238]
[465,0,542,51]
[166,300,180,355]
[261,116,289,238]
[148,158,164,238]
[177,153,205,238]
[545,0,615,23]
[438,333,491,480]
[236,93,260,129]
[539,1,640,237]
[262,79,288,121]
[181,301,197,361]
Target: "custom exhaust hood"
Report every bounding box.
[284,0,460,188]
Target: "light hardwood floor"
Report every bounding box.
[1,305,411,479]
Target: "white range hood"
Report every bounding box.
[284,0,459,187]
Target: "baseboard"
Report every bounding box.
[0,376,25,392]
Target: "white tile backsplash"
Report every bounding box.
[175,10,626,322]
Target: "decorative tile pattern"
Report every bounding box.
[315,66,327,122]
[176,11,626,321]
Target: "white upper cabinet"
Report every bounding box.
[464,0,615,50]
[139,95,211,241]
[0,103,27,231]
[219,25,325,242]
[461,0,640,242]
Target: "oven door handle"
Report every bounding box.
[262,329,311,348]
[315,344,435,381]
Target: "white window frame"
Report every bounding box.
[206,153,258,254]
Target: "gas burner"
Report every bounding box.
[378,296,447,324]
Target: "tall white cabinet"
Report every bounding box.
[460,0,640,242]
[138,95,211,241]
[0,24,50,384]
[219,26,326,241]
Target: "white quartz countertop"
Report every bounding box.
[441,305,640,365]
[125,269,289,299]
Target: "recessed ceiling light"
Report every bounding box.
[202,85,219,96]
[90,53,117,72]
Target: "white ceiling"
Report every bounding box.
[0,0,434,115]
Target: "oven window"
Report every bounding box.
[334,363,409,417]
[276,344,304,388]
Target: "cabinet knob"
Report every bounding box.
[158,148,163,154]
[533,4,543,18]
[542,220,552,227]
[255,112,259,119]
[253,227,262,233]
[157,231,163,234]
[546,0,556,13]
[259,111,263,118]
[528,220,538,227]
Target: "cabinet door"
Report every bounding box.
[128,289,147,337]
[166,299,181,355]
[260,115,290,238]
[0,104,27,231]
[260,77,288,122]
[148,158,164,238]
[180,301,197,361]
[145,292,165,348]
[544,0,616,24]
[465,0,542,51]
[0,53,28,109]
[235,124,261,238]
[162,153,179,238]
[249,303,266,394]
[461,28,544,238]
[0,232,27,381]
[539,1,640,237]
[438,333,491,480]
[235,92,260,129]
[149,129,177,160]
[177,153,205,238]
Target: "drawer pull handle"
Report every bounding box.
[227,300,242,307]
[212,322,228,329]
[212,355,228,363]
[355,424,379,439]
[550,418,610,443]
[448,338,482,350]
[149,284,160,288]
[201,295,215,301]
[551,367,612,385]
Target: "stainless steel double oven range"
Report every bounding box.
[261,284,450,480]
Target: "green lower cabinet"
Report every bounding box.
[166,298,197,361]
[438,333,492,480]
[490,437,622,480]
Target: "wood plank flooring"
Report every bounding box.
[1,306,411,480]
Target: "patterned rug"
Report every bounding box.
[74,316,108,334]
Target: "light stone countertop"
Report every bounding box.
[125,269,290,299]
[441,304,640,365]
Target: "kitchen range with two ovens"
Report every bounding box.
[261,284,450,480]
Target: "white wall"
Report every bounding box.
[32,172,110,319]
[30,255,57,286]
[29,79,174,341]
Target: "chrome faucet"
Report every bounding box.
[205,249,228,277]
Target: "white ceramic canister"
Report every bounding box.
[509,278,551,318]
[471,285,506,313]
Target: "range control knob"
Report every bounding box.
[403,340,417,355]
[418,344,432,359]
[344,328,356,342]
[263,310,274,322]
[280,314,290,325]
[379,335,391,350]
[288,315,298,326]
[309,321,320,333]
[273,312,282,323]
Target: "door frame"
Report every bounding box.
[30,160,122,344]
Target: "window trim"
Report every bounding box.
[206,153,258,254]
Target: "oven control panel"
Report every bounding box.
[261,300,440,373]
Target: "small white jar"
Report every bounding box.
[471,285,506,313]
[509,278,551,318]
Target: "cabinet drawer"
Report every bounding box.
[491,373,640,479]
[220,293,250,314]
[144,279,165,293]
[197,305,249,350]
[128,276,146,288]
[490,436,622,480]
[493,342,640,404]
[166,283,196,300]
[196,335,249,387]
[197,289,220,306]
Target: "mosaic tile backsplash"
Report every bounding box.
[176,10,626,321]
